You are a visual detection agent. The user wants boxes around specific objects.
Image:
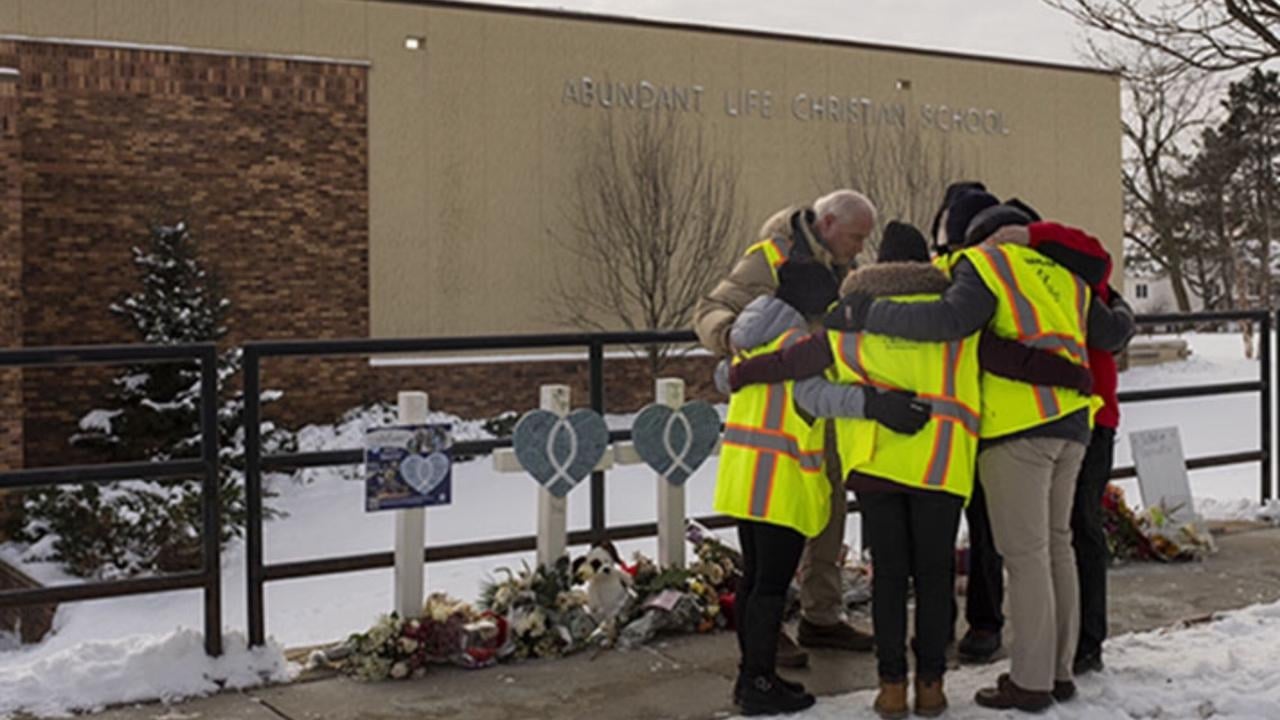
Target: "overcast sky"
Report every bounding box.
[454,0,1093,67]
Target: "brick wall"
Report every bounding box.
[8,39,720,469]
[12,42,369,466]
[0,60,23,531]
[360,353,722,420]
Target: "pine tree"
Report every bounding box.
[17,223,293,578]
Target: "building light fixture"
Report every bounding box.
[404,36,425,51]
[895,79,912,91]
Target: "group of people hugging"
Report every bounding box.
[693,183,1135,717]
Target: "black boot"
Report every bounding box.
[734,668,806,704]
[738,674,816,716]
[957,628,1001,663]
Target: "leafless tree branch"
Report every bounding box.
[550,111,743,373]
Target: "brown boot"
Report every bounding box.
[914,675,948,718]
[776,630,809,668]
[873,678,909,720]
[797,618,875,651]
[974,673,1052,713]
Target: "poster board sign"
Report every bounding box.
[1129,426,1199,524]
[365,424,453,511]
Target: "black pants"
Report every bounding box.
[964,477,1005,633]
[863,490,964,681]
[1072,426,1115,661]
[736,519,807,678]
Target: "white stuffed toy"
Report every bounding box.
[573,541,634,624]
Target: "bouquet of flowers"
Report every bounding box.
[1102,485,1214,562]
[479,557,597,660]
[344,593,506,681]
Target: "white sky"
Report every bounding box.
[451,0,1092,67]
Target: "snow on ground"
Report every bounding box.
[0,631,294,718]
[753,599,1280,720]
[0,332,1274,716]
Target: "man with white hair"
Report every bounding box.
[694,189,878,668]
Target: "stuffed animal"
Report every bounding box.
[572,541,634,624]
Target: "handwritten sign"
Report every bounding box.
[1129,426,1199,524]
[365,424,453,511]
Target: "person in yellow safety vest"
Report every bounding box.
[714,258,931,717]
[726,222,1095,719]
[828,203,1135,713]
[697,191,880,668]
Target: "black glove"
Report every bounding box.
[777,260,839,316]
[824,291,874,331]
[864,387,932,435]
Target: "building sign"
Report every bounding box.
[560,75,1012,136]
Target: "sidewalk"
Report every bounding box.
[59,525,1280,720]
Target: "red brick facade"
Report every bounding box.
[6,41,369,467]
[4,39,724,474]
[0,63,23,529]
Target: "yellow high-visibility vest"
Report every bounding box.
[825,298,982,501]
[961,243,1092,439]
[745,236,790,284]
[714,330,831,538]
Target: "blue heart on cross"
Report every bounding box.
[512,409,609,498]
[631,401,720,486]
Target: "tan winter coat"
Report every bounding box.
[692,206,839,356]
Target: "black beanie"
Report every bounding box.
[944,190,999,250]
[877,221,930,264]
[964,204,1033,247]
[930,180,987,241]
[1004,197,1042,222]
[776,260,839,316]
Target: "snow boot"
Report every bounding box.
[873,678,909,720]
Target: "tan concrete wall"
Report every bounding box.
[0,0,1122,339]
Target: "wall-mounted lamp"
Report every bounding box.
[895,79,912,90]
[404,36,425,51]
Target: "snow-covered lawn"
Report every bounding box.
[756,598,1280,720]
[0,331,1274,717]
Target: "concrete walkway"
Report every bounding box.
[47,525,1280,720]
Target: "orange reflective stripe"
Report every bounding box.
[975,246,1065,419]
[768,237,788,267]
[922,341,964,487]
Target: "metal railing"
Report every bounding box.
[1,312,1269,652]
[240,313,1275,646]
[1108,311,1272,504]
[0,343,223,656]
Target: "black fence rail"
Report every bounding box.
[1109,311,1272,503]
[0,343,223,656]
[241,331,696,647]
[240,312,1276,647]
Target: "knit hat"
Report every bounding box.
[776,259,839,316]
[964,204,1033,247]
[929,180,987,242]
[877,221,930,264]
[1004,197,1042,222]
[944,190,999,251]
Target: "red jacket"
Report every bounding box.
[1028,222,1120,429]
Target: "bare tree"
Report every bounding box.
[1044,0,1280,70]
[551,111,743,372]
[1097,44,1217,311]
[826,122,969,260]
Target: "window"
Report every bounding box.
[1136,283,1149,299]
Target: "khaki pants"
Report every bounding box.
[979,437,1086,691]
[798,432,847,626]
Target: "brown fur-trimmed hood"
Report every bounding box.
[839,262,950,298]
